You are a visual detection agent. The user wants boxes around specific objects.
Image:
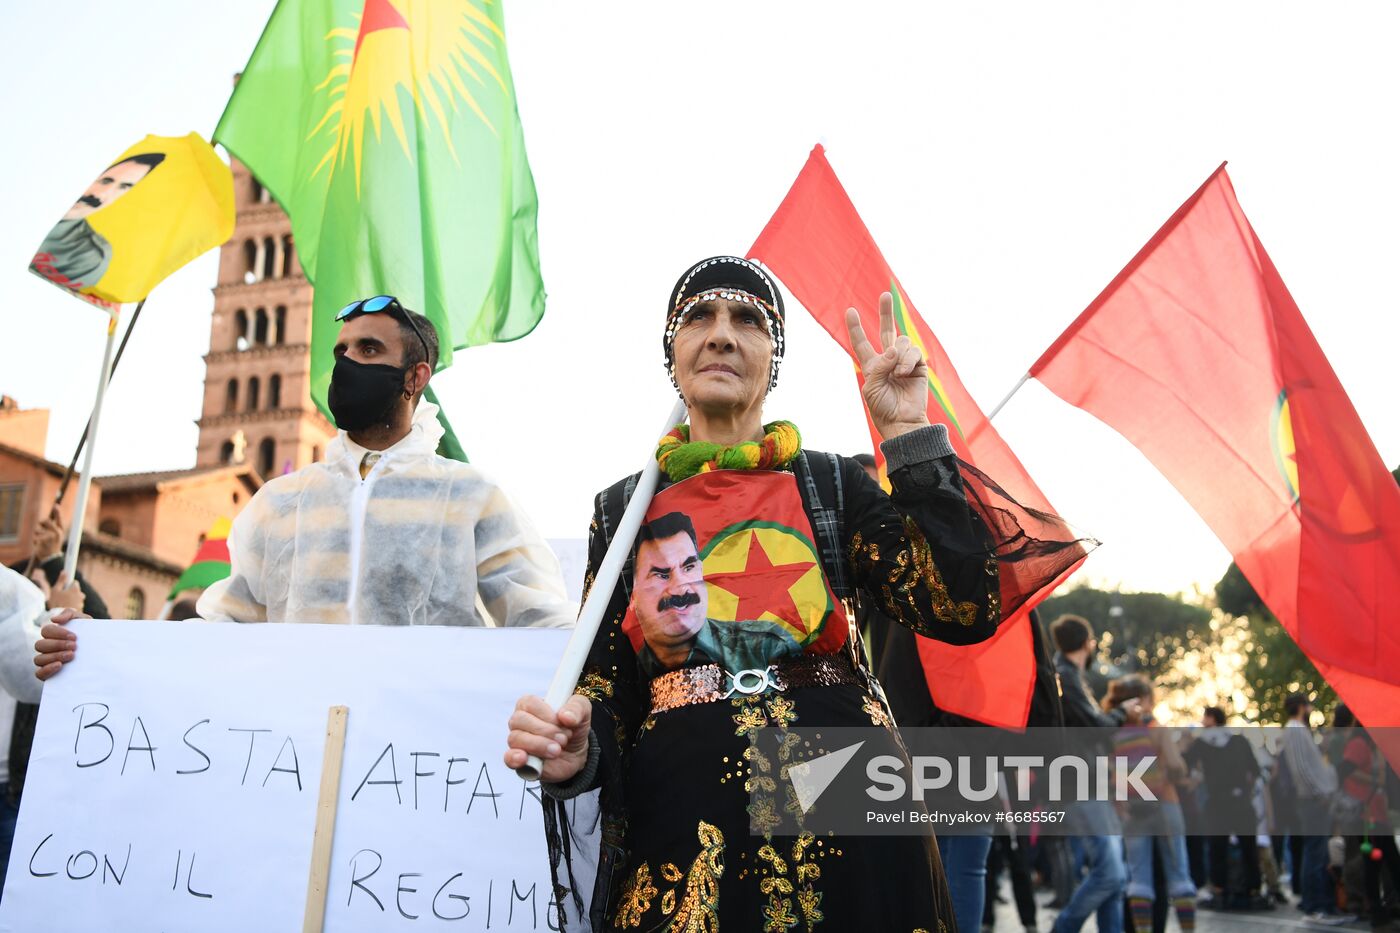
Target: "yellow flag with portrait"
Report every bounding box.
[30,133,234,310]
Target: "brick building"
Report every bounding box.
[197,159,336,476]
[0,156,323,617]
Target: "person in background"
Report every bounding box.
[1184,705,1264,909]
[1281,691,1349,923]
[9,509,106,620]
[1049,613,1135,933]
[1104,676,1196,933]
[985,773,1042,933]
[0,565,85,901]
[1332,704,1400,931]
[3,510,102,864]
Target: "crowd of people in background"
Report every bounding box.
[952,612,1400,933]
[853,447,1400,933]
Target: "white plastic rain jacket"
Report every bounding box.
[197,401,573,628]
[0,566,45,704]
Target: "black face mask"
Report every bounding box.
[327,355,407,431]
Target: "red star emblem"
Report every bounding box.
[706,531,817,632]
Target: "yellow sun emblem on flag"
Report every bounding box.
[1271,389,1300,505]
[1272,386,1380,537]
[309,0,508,192]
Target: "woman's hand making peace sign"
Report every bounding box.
[844,292,932,440]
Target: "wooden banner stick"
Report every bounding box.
[302,705,349,933]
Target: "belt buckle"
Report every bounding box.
[722,665,781,699]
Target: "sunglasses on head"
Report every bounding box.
[336,295,430,365]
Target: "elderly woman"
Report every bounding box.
[505,256,1080,931]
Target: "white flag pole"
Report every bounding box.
[61,305,124,589]
[516,398,689,781]
[985,372,1030,423]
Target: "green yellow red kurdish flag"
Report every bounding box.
[168,517,233,600]
[213,0,545,419]
[30,133,234,311]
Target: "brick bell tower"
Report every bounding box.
[195,158,336,477]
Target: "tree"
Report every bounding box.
[1040,585,1211,679]
[1039,584,1215,708]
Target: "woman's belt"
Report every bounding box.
[649,654,861,715]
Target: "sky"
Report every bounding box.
[2,1,1397,598]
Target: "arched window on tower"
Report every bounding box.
[250,179,263,204]
[233,309,249,351]
[247,376,260,412]
[268,374,281,410]
[257,438,277,478]
[254,308,269,346]
[225,378,238,413]
[262,236,277,280]
[282,236,295,277]
[243,240,258,284]
[220,440,235,464]
[274,306,287,345]
[126,588,146,620]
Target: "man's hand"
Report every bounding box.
[845,293,931,440]
[34,609,88,682]
[46,572,85,613]
[33,511,63,562]
[504,694,592,783]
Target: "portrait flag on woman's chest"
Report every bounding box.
[29,133,235,311]
[621,470,851,680]
[750,144,1089,728]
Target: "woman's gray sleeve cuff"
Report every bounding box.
[541,730,601,800]
[880,423,956,483]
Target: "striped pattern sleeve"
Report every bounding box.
[473,480,574,629]
[1283,724,1338,797]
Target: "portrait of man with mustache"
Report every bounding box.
[30,152,166,293]
[630,511,800,677]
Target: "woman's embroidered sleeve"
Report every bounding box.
[844,425,1000,645]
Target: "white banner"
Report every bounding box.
[0,620,586,932]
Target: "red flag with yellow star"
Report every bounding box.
[750,145,1087,728]
[1031,164,1400,735]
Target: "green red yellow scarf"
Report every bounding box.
[656,421,802,482]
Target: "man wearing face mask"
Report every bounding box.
[34,296,572,674]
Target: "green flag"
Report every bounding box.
[213,0,545,422]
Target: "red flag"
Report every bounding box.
[750,145,1087,728]
[1031,164,1400,733]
